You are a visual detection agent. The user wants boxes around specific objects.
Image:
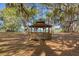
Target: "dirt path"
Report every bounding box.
[0,32,79,56]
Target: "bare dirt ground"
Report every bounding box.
[0,32,79,56]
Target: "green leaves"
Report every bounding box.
[2,7,17,17]
[46,12,53,17]
[53,8,60,16]
[26,8,39,18]
[65,6,75,16]
[1,7,22,32]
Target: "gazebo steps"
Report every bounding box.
[30,32,52,40]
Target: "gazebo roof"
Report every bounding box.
[29,19,52,28]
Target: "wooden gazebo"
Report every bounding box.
[29,19,52,40]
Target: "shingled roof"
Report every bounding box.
[29,19,52,28]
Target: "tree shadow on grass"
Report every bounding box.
[60,44,79,56]
[60,49,79,56]
[31,40,57,56]
[0,37,35,56]
[0,43,36,56]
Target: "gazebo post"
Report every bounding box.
[51,28,52,33]
[43,28,44,32]
[36,28,37,32]
[48,28,50,33]
[49,28,50,33]
[34,27,35,32]
[44,28,45,32]
[50,28,51,33]
[45,28,46,32]
[35,28,36,32]
[31,27,32,32]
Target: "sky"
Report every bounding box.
[29,3,49,20]
[0,3,6,10]
[0,3,5,27]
